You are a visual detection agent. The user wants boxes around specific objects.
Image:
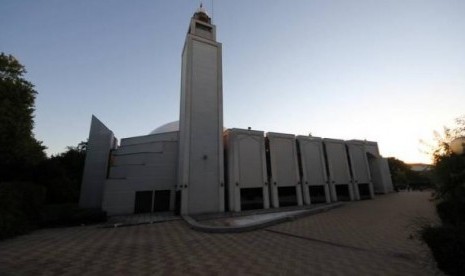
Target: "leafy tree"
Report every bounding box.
[388,157,431,190]
[35,142,87,204]
[420,116,465,275]
[0,53,46,181]
[426,116,465,201]
[387,157,410,187]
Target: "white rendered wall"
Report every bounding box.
[79,115,117,209]
[296,136,331,204]
[365,141,381,158]
[364,141,393,194]
[323,138,354,201]
[224,129,269,212]
[102,132,178,216]
[178,17,224,215]
[380,158,394,193]
[267,132,303,208]
[346,141,375,199]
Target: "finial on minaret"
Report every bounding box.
[194,2,211,23]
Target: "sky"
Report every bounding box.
[1,0,465,164]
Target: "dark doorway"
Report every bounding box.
[309,186,326,203]
[241,188,264,210]
[358,184,371,199]
[278,186,298,207]
[153,190,171,212]
[134,191,153,213]
[335,185,350,201]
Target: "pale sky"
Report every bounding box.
[1,0,464,164]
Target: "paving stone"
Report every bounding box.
[0,191,442,275]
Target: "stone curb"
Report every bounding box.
[183,203,344,233]
[101,217,181,228]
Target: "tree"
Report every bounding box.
[426,115,465,200]
[420,116,465,276]
[35,142,87,204]
[387,157,410,188]
[387,157,431,190]
[0,53,46,181]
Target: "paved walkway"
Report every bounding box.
[0,191,442,275]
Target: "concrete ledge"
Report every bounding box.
[183,203,343,233]
[102,217,180,228]
[102,213,181,228]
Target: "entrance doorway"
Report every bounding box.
[278,186,298,207]
[154,190,171,211]
[335,185,350,201]
[134,191,153,213]
[134,190,172,214]
[358,184,371,199]
[240,188,264,210]
[309,186,326,203]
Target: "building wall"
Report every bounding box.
[364,141,393,194]
[102,131,178,216]
[296,136,331,204]
[379,158,394,193]
[79,115,117,209]
[323,138,355,201]
[178,18,224,215]
[346,140,375,199]
[267,132,303,208]
[224,129,269,212]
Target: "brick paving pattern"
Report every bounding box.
[0,191,442,275]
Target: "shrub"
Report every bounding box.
[422,225,465,276]
[0,182,46,239]
[436,199,465,226]
[40,203,107,227]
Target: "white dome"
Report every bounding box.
[149,121,179,135]
[451,137,465,155]
[149,120,227,135]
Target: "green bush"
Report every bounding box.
[437,199,465,226]
[422,225,465,276]
[0,182,46,239]
[40,203,107,227]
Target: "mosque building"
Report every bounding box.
[79,6,393,216]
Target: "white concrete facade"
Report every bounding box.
[79,8,394,216]
[267,132,303,208]
[346,140,375,200]
[296,136,331,204]
[102,131,178,215]
[178,11,224,215]
[323,138,355,202]
[79,116,117,209]
[224,129,270,212]
[364,141,394,194]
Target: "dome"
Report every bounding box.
[149,120,227,135]
[149,121,179,135]
[450,137,465,155]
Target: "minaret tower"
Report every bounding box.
[178,5,224,215]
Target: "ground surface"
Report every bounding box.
[0,191,442,275]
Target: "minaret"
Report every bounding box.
[178,5,224,215]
